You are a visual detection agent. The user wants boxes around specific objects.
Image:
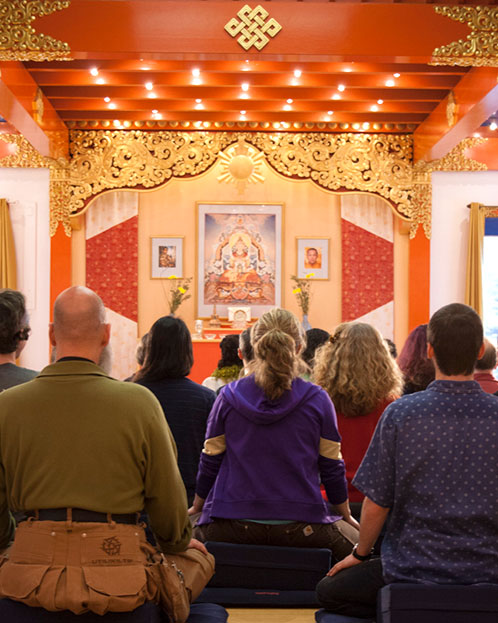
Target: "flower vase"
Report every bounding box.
[302,314,312,332]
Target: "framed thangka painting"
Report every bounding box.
[197,203,283,318]
[151,236,184,279]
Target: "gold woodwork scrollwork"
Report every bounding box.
[0,0,72,61]
[431,6,498,67]
[0,134,71,236]
[411,137,487,238]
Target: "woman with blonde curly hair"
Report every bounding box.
[314,322,403,503]
[190,308,359,559]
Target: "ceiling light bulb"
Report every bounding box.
[96,78,105,85]
[241,83,249,92]
[343,67,352,73]
[240,110,246,115]
[153,113,162,119]
[293,69,302,78]
[192,68,200,77]
[473,132,481,138]
[195,98,202,103]
[152,109,158,114]
[113,120,121,127]
[108,102,116,109]
[370,105,378,112]
[284,104,291,111]
[490,122,498,131]
[286,98,293,104]
[377,99,384,105]
[240,92,249,99]
[104,97,111,103]
[192,78,202,85]
[147,92,157,99]
[327,111,333,115]
[353,123,360,130]
[332,94,341,100]
[393,73,400,78]
[90,67,99,76]
[145,82,153,90]
[195,103,204,110]
[338,84,345,92]
[385,79,395,87]
[362,122,370,130]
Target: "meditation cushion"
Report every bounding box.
[377,583,498,623]
[315,610,374,623]
[195,541,331,606]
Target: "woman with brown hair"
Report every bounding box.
[190,308,359,560]
[313,322,403,503]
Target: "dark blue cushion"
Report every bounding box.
[0,600,163,622]
[187,603,228,623]
[378,583,498,623]
[315,609,374,623]
[204,541,331,590]
[197,587,319,606]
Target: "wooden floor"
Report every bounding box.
[227,608,317,623]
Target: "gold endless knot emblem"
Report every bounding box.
[225,5,282,51]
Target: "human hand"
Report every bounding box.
[187,538,208,555]
[188,494,204,515]
[343,515,360,531]
[326,553,362,577]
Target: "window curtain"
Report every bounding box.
[0,198,17,289]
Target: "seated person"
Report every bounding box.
[0,289,38,390]
[202,334,243,392]
[301,328,330,377]
[313,322,402,503]
[397,323,435,394]
[316,303,498,619]
[190,308,359,561]
[473,338,498,393]
[238,327,254,375]
[134,316,216,505]
[0,287,212,616]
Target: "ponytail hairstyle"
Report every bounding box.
[249,308,307,401]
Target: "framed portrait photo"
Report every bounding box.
[296,237,329,280]
[197,203,283,318]
[151,236,184,279]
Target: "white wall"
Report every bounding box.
[431,170,498,314]
[0,168,51,370]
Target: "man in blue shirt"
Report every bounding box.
[317,303,498,619]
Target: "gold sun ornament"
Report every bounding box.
[217,139,265,191]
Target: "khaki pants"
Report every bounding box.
[0,519,214,618]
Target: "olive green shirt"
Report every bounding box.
[0,360,191,553]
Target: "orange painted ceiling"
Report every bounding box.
[1,0,497,148]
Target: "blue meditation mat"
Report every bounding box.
[315,608,374,623]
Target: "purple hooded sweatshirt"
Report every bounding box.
[195,375,348,525]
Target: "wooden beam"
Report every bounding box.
[414,68,498,162]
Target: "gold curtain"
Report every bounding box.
[465,202,485,317]
[0,198,17,290]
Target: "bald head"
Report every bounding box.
[51,287,110,361]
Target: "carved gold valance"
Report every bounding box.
[0,0,72,61]
[431,6,498,67]
[0,130,489,239]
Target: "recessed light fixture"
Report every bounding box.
[284,104,292,111]
[195,102,204,110]
[108,102,116,109]
[240,93,249,100]
[153,112,162,120]
[327,111,333,115]
[332,94,341,100]
[473,132,481,138]
[385,79,395,87]
[343,67,352,73]
[192,78,202,85]
[240,110,246,115]
[113,120,121,127]
[195,98,202,103]
[96,78,105,85]
[352,123,360,130]
[362,122,370,130]
[140,65,151,71]
[377,99,384,105]
[152,109,158,114]
[242,60,250,71]
[90,67,99,76]
[293,69,302,78]
[393,73,400,78]
[286,98,293,104]
[145,82,153,91]
[194,121,202,128]
[490,122,497,131]
[192,68,201,77]
[104,97,111,103]
[241,83,250,92]
[338,84,346,92]
[147,92,157,99]
[370,105,378,112]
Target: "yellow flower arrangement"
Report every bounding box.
[166,276,192,314]
[290,274,313,316]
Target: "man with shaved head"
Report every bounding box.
[0,287,213,615]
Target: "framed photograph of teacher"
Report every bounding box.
[296,237,329,280]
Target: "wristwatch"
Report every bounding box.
[351,544,372,562]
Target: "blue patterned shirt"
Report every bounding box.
[354,380,498,584]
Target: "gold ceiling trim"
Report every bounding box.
[0,0,72,61]
[224,4,282,51]
[411,137,487,238]
[0,134,71,236]
[431,6,498,67]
